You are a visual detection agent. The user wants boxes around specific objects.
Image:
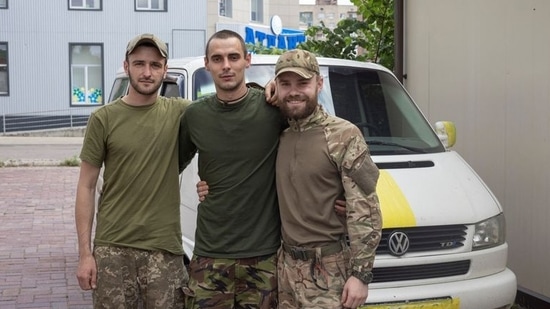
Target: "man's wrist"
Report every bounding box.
[351,270,373,285]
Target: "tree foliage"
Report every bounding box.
[246,43,285,55]
[298,0,394,70]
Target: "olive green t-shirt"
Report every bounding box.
[81,96,190,255]
[179,88,284,258]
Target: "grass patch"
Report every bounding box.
[60,155,81,167]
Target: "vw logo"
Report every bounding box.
[388,231,410,256]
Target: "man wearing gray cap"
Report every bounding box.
[75,33,190,308]
[274,49,382,309]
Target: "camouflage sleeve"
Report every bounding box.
[340,133,382,273]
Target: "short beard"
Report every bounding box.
[279,96,317,120]
[128,72,162,96]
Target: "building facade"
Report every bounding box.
[0,0,302,133]
[298,0,356,30]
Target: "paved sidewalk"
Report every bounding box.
[0,166,92,308]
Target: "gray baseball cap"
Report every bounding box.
[126,33,167,58]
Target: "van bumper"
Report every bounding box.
[366,268,517,309]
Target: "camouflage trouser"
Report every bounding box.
[183,253,278,309]
[93,246,188,309]
[277,246,351,308]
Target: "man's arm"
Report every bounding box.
[178,113,197,173]
[264,78,278,105]
[340,133,383,308]
[75,161,101,290]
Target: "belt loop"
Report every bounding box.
[315,247,322,263]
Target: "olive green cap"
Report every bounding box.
[275,49,319,79]
[126,33,167,58]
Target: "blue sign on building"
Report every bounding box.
[244,26,306,50]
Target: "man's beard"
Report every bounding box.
[279,95,318,120]
[128,72,162,96]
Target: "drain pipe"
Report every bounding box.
[394,0,404,83]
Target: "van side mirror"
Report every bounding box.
[435,121,456,148]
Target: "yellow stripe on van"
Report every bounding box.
[376,170,416,228]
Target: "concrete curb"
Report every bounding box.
[0,128,84,167]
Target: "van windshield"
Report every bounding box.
[193,64,445,155]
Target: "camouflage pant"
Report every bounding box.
[277,246,351,308]
[183,253,278,309]
[93,246,188,309]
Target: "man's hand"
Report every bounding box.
[76,254,97,290]
[341,276,369,308]
[264,78,278,105]
[196,180,209,202]
[335,199,346,217]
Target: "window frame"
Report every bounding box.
[0,0,7,9]
[0,42,9,96]
[250,0,263,22]
[300,11,313,27]
[219,0,232,18]
[68,0,102,11]
[135,0,167,12]
[69,43,105,107]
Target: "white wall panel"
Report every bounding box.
[0,0,207,115]
[405,0,550,298]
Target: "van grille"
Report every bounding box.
[372,260,471,283]
[376,225,467,255]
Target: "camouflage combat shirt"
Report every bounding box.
[276,105,383,273]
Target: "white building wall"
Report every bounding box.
[0,0,301,121]
[0,1,207,116]
[404,0,550,298]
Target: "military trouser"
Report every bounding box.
[93,246,187,309]
[277,243,351,309]
[183,253,278,309]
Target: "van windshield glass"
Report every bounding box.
[326,66,445,154]
[109,78,129,102]
[192,64,445,155]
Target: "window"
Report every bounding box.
[251,0,263,22]
[135,0,166,11]
[219,0,232,18]
[0,43,8,95]
[300,12,313,27]
[0,0,7,9]
[68,0,101,10]
[69,44,104,106]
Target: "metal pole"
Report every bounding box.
[394,0,404,83]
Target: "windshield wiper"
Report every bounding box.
[367,140,427,153]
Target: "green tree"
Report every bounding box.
[298,0,394,70]
[246,43,285,55]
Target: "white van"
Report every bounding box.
[109,55,517,309]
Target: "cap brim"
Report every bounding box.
[275,67,315,79]
[127,38,167,58]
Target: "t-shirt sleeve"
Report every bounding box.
[80,111,106,167]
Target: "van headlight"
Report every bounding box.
[472,214,506,250]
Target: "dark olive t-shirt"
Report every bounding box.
[179,88,283,258]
